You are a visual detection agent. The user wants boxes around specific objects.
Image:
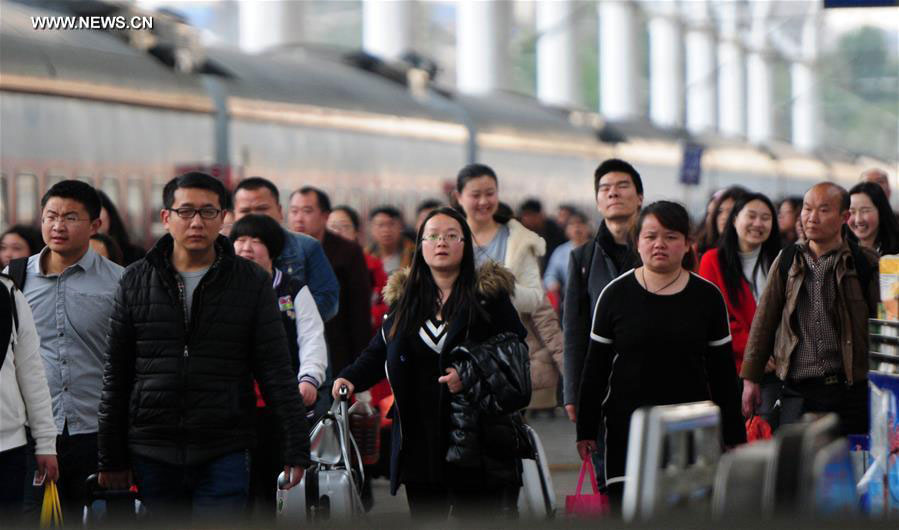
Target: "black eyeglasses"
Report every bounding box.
[167,207,222,220]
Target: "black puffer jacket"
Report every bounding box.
[445,333,532,466]
[338,261,529,494]
[97,235,310,470]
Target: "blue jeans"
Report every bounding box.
[131,450,250,523]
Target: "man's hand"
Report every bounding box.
[299,382,317,407]
[437,368,462,394]
[331,378,354,400]
[98,470,132,490]
[742,380,762,419]
[576,440,597,461]
[35,455,59,483]
[764,357,776,373]
[565,404,577,423]
[280,465,305,490]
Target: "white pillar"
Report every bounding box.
[598,1,639,119]
[746,1,774,144]
[684,0,717,134]
[239,0,305,54]
[363,0,412,61]
[457,0,510,95]
[716,1,745,137]
[647,1,683,128]
[536,0,579,107]
[791,10,821,152]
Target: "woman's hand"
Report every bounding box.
[331,378,355,400]
[576,440,597,461]
[438,368,462,394]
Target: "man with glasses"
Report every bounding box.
[4,180,123,523]
[96,172,311,523]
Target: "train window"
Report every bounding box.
[127,180,145,233]
[16,173,38,223]
[101,177,119,203]
[0,174,7,228]
[151,177,164,211]
[47,173,66,188]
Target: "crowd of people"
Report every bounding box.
[0,161,890,524]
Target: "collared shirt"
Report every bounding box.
[789,247,842,381]
[15,247,124,434]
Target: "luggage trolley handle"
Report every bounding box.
[335,385,365,488]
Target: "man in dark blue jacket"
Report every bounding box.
[96,172,310,523]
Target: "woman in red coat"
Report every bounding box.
[699,192,782,426]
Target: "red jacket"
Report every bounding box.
[698,248,757,374]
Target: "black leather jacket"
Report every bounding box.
[446,332,532,467]
[98,235,310,470]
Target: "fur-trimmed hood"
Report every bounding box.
[382,260,516,307]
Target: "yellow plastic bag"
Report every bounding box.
[40,480,63,528]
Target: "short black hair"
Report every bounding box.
[163,172,229,210]
[332,205,361,231]
[234,176,280,202]
[369,205,403,222]
[594,158,643,196]
[456,163,498,192]
[519,198,543,215]
[416,199,443,216]
[293,186,332,213]
[637,200,695,270]
[41,180,102,220]
[229,213,286,260]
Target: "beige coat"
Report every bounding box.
[501,220,563,406]
[503,219,546,315]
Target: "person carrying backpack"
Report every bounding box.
[741,183,880,435]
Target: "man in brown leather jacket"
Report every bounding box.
[741,183,879,434]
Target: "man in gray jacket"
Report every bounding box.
[563,159,642,483]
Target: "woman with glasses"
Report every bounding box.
[848,182,899,256]
[332,207,529,520]
[576,201,745,502]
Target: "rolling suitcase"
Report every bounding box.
[82,474,143,526]
[518,424,556,518]
[276,385,365,522]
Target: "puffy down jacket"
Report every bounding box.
[97,234,311,470]
[446,332,532,466]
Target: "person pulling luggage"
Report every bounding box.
[332,207,531,521]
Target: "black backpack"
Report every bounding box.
[1,274,19,371]
[0,258,28,371]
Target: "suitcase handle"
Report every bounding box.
[85,474,137,501]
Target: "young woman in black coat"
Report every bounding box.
[333,207,529,520]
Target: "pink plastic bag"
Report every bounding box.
[565,458,610,517]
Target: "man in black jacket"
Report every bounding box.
[562,159,642,483]
[96,172,310,522]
